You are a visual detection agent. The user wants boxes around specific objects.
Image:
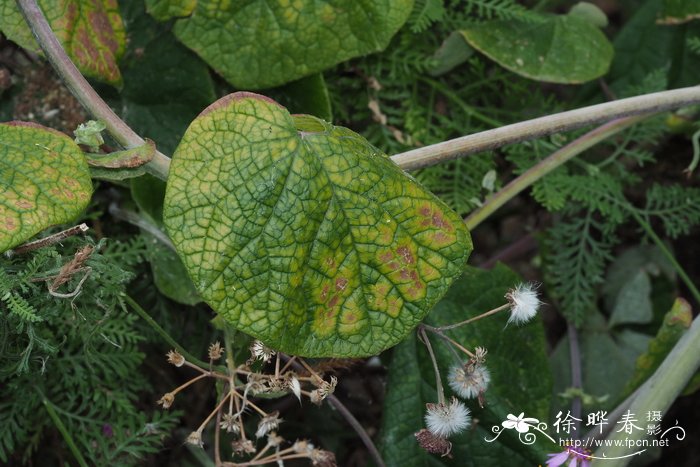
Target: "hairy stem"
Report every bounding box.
[391,87,700,170]
[16,0,171,180]
[464,115,646,229]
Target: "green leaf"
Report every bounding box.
[659,0,700,24]
[550,312,652,412]
[429,31,474,77]
[172,0,414,89]
[460,13,613,84]
[131,175,201,305]
[381,265,553,466]
[145,0,195,21]
[163,92,471,357]
[624,298,693,395]
[103,1,216,156]
[267,73,333,122]
[608,270,653,327]
[0,122,92,252]
[0,0,125,86]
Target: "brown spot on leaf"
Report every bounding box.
[397,246,414,264]
[328,295,339,308]
[335,277,348,291]
[15,200,33,210]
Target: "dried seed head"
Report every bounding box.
[157,392,175,409]
[309,389,323,406]
[250,340,275,362]
[166,350,185,367]
[232,439,256,456]
[293,439,315,455]
[256,411,282,438]
[246,373,269,395]
[415,428,452,457]
[288,375,302,401]
[220,413,240,434]
[267,431,284,447]
[505,283,541,325]
[473,346,488,364]
[208,341,224,361]
[310,448,337,466]
[186,431,203,448]
[425,397,471,437]
[448,363,491,400]
[316,376,337,400]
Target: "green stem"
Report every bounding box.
[630,211,700,305]
[36,388,89,467]
[122,294,213,369]
[464,115,646,230]
[16,0,171,181]
[591,313,700,466]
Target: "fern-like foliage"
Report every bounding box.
[543,209,618,326]
[0,236,173,465]
[408,0,446,33]
[643,184,700,239]
[460,0,538,21]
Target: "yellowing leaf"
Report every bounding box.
[145,0,196,21]
[0,122,92,252]
[163,92,471,357]
[0,0,125,86]
[172,0,414,89]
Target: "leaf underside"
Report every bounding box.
[163,92,471,357]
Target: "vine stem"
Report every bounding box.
[16,0,170,181]
[464,115,647,229]
[391,88,700,171]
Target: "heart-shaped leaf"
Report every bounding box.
[0,0,126,86]
[172,0,414,89]
[460,12,613,84]
[163,92,471,357]
[0,122,92,252]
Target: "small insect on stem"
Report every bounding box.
[7,223,89,256]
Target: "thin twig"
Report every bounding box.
[418,327,445,404]
[567,321,583,436]
[16,0,171,180]
[8,223,89,256]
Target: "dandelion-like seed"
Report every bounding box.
[166,349,185,367]
[208,341,224,361]
[505,283,541,325]
[414,428,452,457]
[157,392,175,409]
[256,411,282,438]
[250,340,275,362]
[424,397,471,437]
[186,430,203,448]
[220,413,240,434]
[448,363,491,399]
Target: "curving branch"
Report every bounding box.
[16,0,171,181]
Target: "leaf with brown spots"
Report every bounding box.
[163,92,472,357]
[0,0,125,86]
[0,122,92,252]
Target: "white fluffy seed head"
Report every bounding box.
[448,364,491,399]
[506,283,540,325]
[424,397,471,437]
